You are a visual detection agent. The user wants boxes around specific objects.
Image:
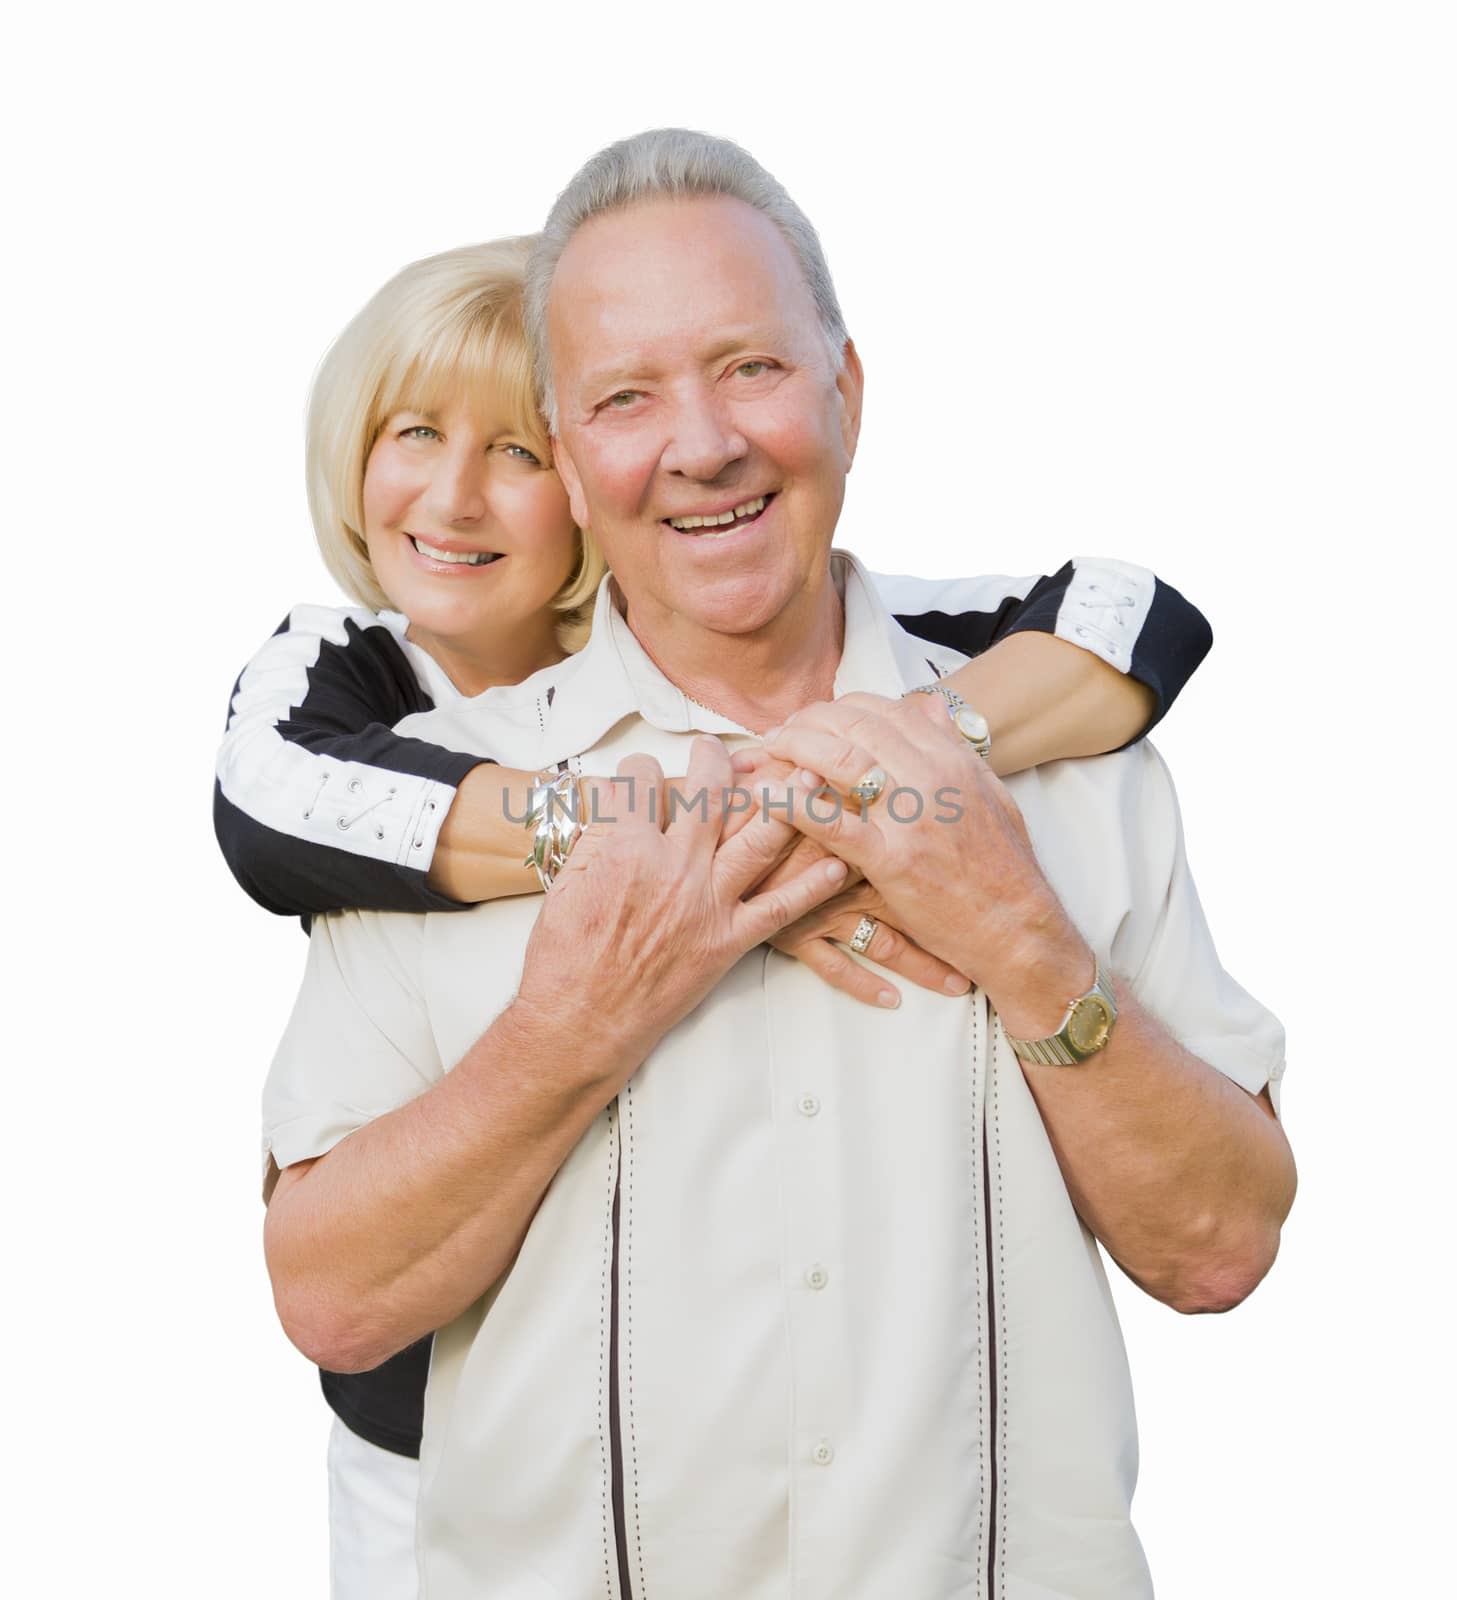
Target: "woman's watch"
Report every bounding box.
[1005,959,1119,1065]
[906,683,992,758]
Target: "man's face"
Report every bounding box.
[548,195,863,639]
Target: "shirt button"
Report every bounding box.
[797,1093,821,1117]
[805,1264,829,1291]
[812,1440,834,1466]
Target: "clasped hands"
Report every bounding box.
[737,691,1089,1020]
[530,692,1092,1030]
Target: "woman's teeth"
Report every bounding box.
[411,537,500,565]
[667,495,768,534]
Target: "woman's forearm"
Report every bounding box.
[430,631,1156,902]
[427,765,542,902]
[940,632,1156,778]
[429,769,703,903]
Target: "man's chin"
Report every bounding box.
[667,573,802,638]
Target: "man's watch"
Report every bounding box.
[907,682,992,758]
[1005,959,1119,1065]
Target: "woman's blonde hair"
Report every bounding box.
[306,236,604,653]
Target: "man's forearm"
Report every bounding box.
[1003,977,1295,1314]
[264,999,634,1373]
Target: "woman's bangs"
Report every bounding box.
[381,304,546,455]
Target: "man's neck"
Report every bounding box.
[621,567,846,734]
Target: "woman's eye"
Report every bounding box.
[399,424,441,441]
[504,444,542,465]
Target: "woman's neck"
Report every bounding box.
[404,615,565,698]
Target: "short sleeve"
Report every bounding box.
[1110,746,1287,1114]
[262,908,445,1175]
[873,558,1213,735]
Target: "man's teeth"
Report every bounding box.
[667,495,767,533]
[411,538,499,565]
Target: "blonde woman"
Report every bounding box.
[216,237,1213,1591]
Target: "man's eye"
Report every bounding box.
[504,444,542,465]
[605,391,641,409]
[735,361,769,378]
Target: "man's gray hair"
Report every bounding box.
[525,128,850,428]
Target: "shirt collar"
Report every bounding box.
[491,550,962,770]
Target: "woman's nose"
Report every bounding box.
[426,451,488,523]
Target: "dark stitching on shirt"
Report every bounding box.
[599,1104,615,1597]
[993,1039,1008,1600]
[609,1117,633,1599]
[625,1080,646,1594]
[973,998,986,1590]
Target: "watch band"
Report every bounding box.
[907,683,992,758]
[1005,959,1119,1066]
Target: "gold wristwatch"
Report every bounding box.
[1005,959,1119,1066]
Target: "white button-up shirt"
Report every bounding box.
[265,553,1284,1600]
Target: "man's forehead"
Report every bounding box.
[548,195,819,370]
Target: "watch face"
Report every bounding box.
[953,707,990,745]
[1067,996,1113,1055]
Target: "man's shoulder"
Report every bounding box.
[1010,736,1176,817]
[1006,740,1182,885]
[396,649,598,764]
[308,903,432,967]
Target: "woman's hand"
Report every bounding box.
[730,745,972,1009]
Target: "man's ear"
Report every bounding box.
[835,338,865,469]
[552,434,591,530]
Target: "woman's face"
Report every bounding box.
[362,389,579,692]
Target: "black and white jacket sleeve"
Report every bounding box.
[876,555,1210,727]
[214,606,492,917]
[214,560,1210,920]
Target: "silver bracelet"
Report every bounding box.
[523,768,585,891]
[907,683,992,759]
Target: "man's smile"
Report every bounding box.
[662,492,775,535]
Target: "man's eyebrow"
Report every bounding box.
[700,331,780,364]
[576,360,657,397]
[577,332,787,397]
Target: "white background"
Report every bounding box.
[5,2,1452,1595]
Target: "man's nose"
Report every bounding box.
[426,450,487,523]
[660,390,748,481]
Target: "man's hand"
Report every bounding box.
[729,744,972,1009]
[759,693,1092,1038]
[516,738,850,1075]
[762,695,1296,1313]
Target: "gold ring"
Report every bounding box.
[849,764,888,805]
[849,915,879,954]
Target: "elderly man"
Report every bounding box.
[264,130,1294,1599]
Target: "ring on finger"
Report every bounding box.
[849,915,879,955]
[849,764,888,805]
